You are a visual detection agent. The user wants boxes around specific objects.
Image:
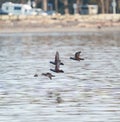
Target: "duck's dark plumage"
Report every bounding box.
[41,72,55,79]
[50,60,64,73]
[70,57,84,61]
[50,51,64,65]
[50,61,64,65]
[70,51,84,61]
[34,74,38,77]
[56,96,62,103]
[50,69,64,73]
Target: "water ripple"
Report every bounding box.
[0,32,120,122]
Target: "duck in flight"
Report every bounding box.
[50,51,64,65]
[70,51,84,61]
[41,72,55,79]
[50,60,64,73]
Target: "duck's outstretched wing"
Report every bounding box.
[50,61,64,65]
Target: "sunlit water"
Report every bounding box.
[0,31,120,122]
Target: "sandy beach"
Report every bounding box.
[0,14,120,33]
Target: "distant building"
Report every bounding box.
[80,5,98,15]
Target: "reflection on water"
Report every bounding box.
[0,31,120,122]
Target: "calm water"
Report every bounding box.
[0,31,120,122]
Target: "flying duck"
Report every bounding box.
[50,60,64,73]
[50,51,64,65]
[70,51,84,61]
[41,72,55,79]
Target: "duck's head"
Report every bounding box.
[34,74,38,77]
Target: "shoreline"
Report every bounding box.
[0,26,120,34]
[0,14,120,34]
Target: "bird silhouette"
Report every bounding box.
[50,60,64,73]
[50,51,64,65]
[70,51,84,61]
[41,72,55,79]
[34,74,38,77]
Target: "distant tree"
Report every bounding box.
[55,0,58,12]
[104,0,110,13]
[59,0,69,14]
[116,0,120,12]
[100,0,105,13]
[76,0,80,14]
[64,0,69,14]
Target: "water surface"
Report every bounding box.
[0,31,120,122]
